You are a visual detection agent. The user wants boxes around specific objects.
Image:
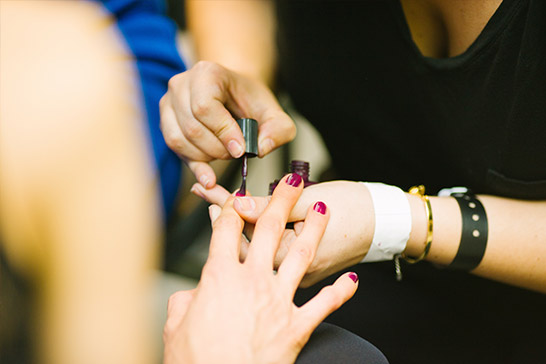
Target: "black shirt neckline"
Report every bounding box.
[390,0,522,70]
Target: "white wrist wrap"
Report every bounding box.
[360,182,412,262]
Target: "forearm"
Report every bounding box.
[405,193,546,292]
[186,0,276,85]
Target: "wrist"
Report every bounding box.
[404,194,461,265]
[404,193,427,257]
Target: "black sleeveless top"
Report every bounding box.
[277,1,546,363]
[277,0,546,199]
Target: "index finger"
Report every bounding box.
[188,64,245,158]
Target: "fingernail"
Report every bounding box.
[199,175,210,188]
[285,173,302,187]
[227,140,244,158]
[191,184,205,199]
[313,201,327,215]
[258,138,275,155]
[348,272,359,283]
[234,197,255,211]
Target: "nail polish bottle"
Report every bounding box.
[269,160,317,194]
[236,118,258,196]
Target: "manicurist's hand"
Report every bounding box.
[163,175,359,364]
[192,180,375,287]
[159,61,295,189]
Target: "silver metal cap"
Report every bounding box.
[236,118,258,157]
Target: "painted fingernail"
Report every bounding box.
[285,173,302,187]
[199,175,210,188]
[227,140,244,158]
[234,197,255,211]
[348,272,359,283]
[313,201,327,215]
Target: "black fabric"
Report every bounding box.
[276,1,546,363]
[276,0,546,199]
[297,322,389,364]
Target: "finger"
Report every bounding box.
[295,272,359,334]
[160,100,213,163]
[277,201,329,295]
[208,204,222,226]
[179,114,232,160]
[210,203,249,260]
[257,110,296,157]
[223,76,296,157]
[208,198,243,260]
[246,173,303,268]
[272,228,299,269]
[189,63,245,158]
[293,221,304,235]
[233,195,272,223]
[191,183,231,206]
[166,289,197,322]
[188,161,217,189]
[164,289,197,341]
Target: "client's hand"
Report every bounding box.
[159,61,295,189]
[163,175,359,364]
[191,180,374,287]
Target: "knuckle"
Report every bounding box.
[194,60,221,74]
[167,72,182,90]
[163,322,174,340]
[214,119,235,140]
[294,244,314,266]
[159,94,167,109]
[190,96,211,119]
[166,291,184,312]
[163,131,183,152]
[183,120,203,140]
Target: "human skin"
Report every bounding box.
[0,2,160,363]
[163,174,359,364]
[159,61,296,189]
[166,0,546,293]
[192,182,546,293]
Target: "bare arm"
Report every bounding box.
[186,0,277,85]
[406,194,546,292]
[192,182,546,293]
[0,2,160,363]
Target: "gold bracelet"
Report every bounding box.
[401,185,433,264]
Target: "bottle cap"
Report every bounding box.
[236,118,258,157]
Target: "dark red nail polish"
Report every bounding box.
[285,173,302,187]
[348,272,359,283]
[313,201,327,215]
